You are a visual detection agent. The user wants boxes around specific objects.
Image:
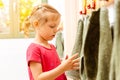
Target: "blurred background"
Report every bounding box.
[0,0,114,80]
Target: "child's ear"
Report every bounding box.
[33,20,39,27]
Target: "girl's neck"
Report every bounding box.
[34,37,51,49]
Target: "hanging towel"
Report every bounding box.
[66,19,83,80]
[80,15,90,80]
[55,31,64,59]
[71,19,83,56]
[109,50,116,80]
[109,0,120,80]
[83,8,100,80]
[96,7,112,80]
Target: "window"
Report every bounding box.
[0,0,47,38]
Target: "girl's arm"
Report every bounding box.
[30,53,79,80]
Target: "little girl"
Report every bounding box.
[24,3,79,80]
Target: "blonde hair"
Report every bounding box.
[23,3,61,38]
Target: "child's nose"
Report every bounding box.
[54,28,58,33]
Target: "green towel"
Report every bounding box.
[96,7,112,80]
[109,0,120,80]
[55,31,64,58]
[66,19,83,80]
[80,15,90,80]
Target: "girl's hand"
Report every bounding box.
[61,53,80,71]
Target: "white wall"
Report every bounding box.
[48,0,65,22]
[0,39,33,80]
[64,0,79,56]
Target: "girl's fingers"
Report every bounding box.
[73,63,79,66]
[70,53,79,60]
[72,57,80,63]
[72,66,79,70]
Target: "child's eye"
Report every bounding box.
[50,26,55,28]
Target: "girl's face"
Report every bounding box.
[36,17,60,41]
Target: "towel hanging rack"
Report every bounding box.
[80,0,96,15]
[79,0,109,15]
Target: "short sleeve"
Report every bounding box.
[26,44,41,66]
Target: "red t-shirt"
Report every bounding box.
[26,43,67,80]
